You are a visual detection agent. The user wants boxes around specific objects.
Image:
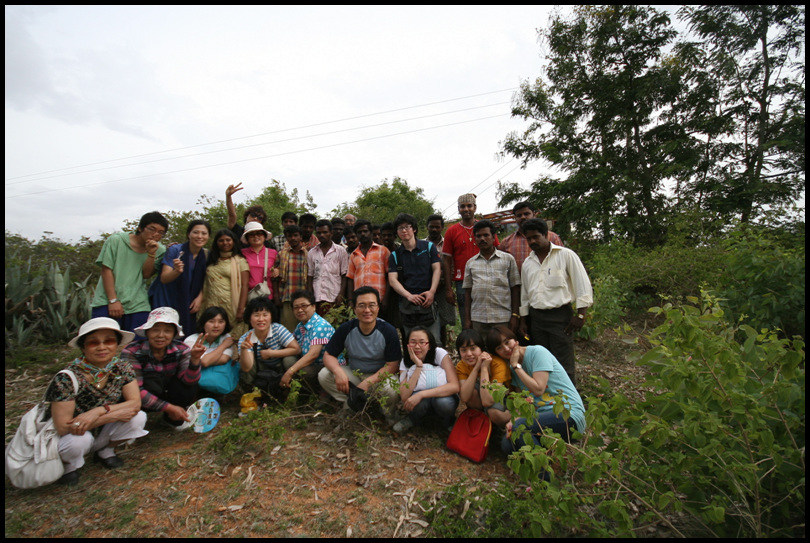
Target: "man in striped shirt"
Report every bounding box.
[499,201,564,274]
[274,225,309,333]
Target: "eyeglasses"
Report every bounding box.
[407,340,429,346]
[355,303,379,311]
[396,225,413,232]
[145,225,166,238]
[292,303,312,312]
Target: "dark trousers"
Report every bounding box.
[528,305,576,386]
[142,371,198,411]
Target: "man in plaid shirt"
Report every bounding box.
[274,225,309,333]
[499,201,564,274]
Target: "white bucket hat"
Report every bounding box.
[241,221,271,244]
[68,317,135,349]
[134,307,183,337]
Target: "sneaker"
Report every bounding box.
[393,418,414,434]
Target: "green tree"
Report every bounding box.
[499,6,684,245]
[678,5,805,223]
[331,177,438,227]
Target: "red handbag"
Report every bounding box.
[446,408,493,463]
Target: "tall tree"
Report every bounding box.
[500,6,684,244]
[678,5,805,222]
[330,177,438,228]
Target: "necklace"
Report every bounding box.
[460,223,474,242]
[75,357,117,390]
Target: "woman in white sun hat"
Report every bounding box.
[240,221,279,302]
[120,307,206,428]
[45,317,148,486]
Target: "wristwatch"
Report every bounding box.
[577,314,585,320]
[108,298,119,304]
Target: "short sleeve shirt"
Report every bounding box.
[398,347,450,392]
[45,358,136,415]
[455,355,512,388]
[512,345,586,431]
[307,243,349,303]
[347,243,391,300]
[462,249,521,323]
[442,222,499,281]
[387,240,441,295]
[184,333,234,360]
[325,318,402,374]
[237,323,295,354]
[293,312,336,366]
[92,231,166,313]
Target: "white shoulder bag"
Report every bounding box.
[5,369,79,489]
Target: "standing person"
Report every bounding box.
[379,222,397,252]
[240,222,279,301]
[343,226,359,255]
[371,224,382,246]
[394,326,460,434]
[149,219,211,337]
[342,214,357,228]
[518,219,592,385]
[463,220,521,338]
[298,213,320,250]
[121,307,206,428]
[200,229,250,339]
[387,213,442,344]
[318,286,402,423]
[486,326,586,454]
[442,194,499,323]
[271,211,299,252]
[499,201,564,274]
[307,220,349,317]
[274,225,309,333]
[378,221,401,329]
[346,219,391,314]
[237,297,301,401]
[424,214,455,346]
[46,318,147,485]
[330,217,347,247]
[224,182,272,247]
[286,289,338,394]
[91,211,169,333]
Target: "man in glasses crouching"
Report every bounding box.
[318,287,402,425]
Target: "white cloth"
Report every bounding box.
[398,347,450,391]
[519,244,593,314]
[57,411,148,473]
[183,333,234,359]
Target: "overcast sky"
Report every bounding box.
[5,5,584,242]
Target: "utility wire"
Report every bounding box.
[6,112,509,199]
[440,159,519,215]
[5,87,517,182]
[6,101,510,186]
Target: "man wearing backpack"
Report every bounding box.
[387,213,443,345]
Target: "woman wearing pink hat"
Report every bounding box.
[45,317,148,486]
[120,307,206,429]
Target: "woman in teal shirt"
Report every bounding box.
[485,325,586,454]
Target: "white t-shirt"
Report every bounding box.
[398,347,450,392]
[183,333,234,360]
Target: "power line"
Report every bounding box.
[5,87,518,182]
[6,112,509,199]
[440,159,520,215]
[6,101,510,186]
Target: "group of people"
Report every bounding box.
[43,185,594,486]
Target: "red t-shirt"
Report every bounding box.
[441,222,499,281]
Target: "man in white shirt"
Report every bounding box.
[518,218,592,385]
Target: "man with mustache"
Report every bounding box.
[518,218,592,386]
[462,220,521,339]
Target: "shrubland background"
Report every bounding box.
[5,5,805,537]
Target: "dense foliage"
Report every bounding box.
[329,177,439,227]
[499,5,805,244]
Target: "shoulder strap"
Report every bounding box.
[55,368,80,396]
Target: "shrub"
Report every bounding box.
[494,292,805,537]
[576,275,626,340]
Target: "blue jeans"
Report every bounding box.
[408,394,459,428]
[501,410,577,454]
[91,306,149,334]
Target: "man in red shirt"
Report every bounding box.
[442,193,498,323]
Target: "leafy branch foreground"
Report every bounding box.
[447,292,804,538]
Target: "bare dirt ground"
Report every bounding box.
[4,324,649,538]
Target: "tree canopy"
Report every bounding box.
[330,177,438,227]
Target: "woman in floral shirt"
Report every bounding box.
[46,318,148,486]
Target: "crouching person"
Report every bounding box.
[318,286,401,425]
[285,290,336,395]
[48,318,149,486]
[121,307,205,429]
[237,296,302,401]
